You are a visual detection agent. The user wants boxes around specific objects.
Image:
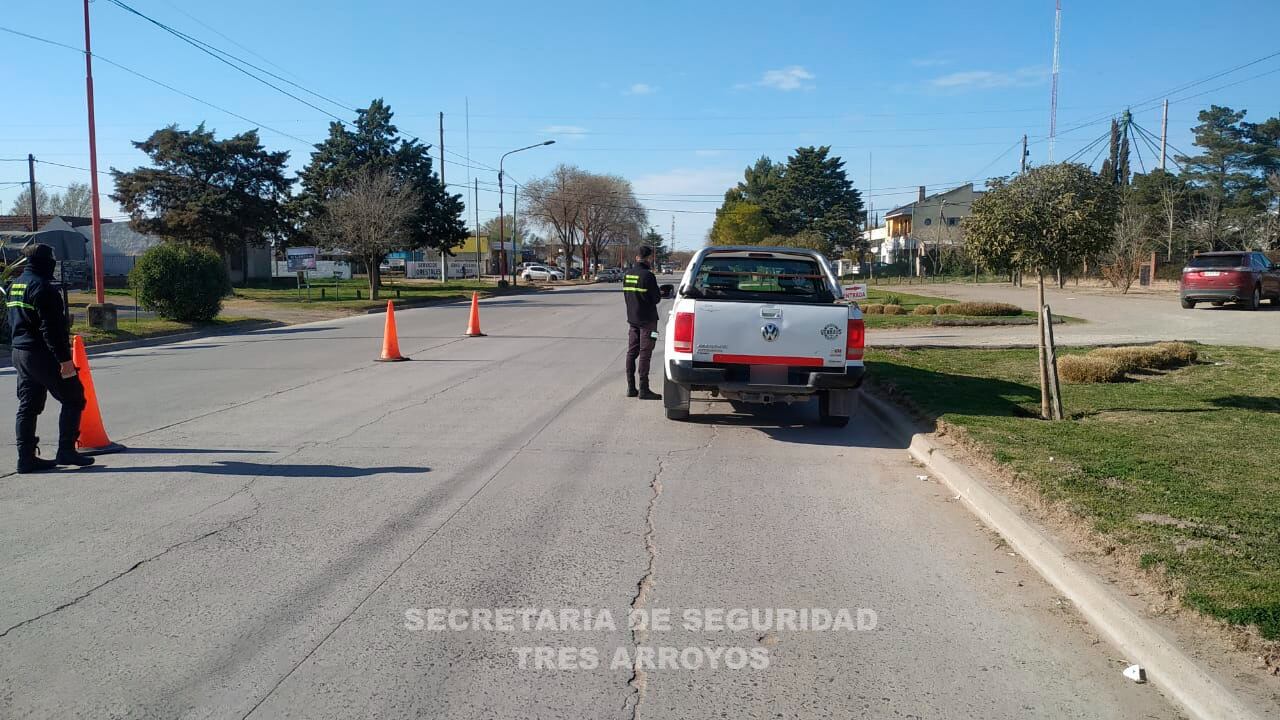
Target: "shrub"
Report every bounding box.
[882,304,906,315]
[953,301,1022,316]
[497,279,510,289]
[1155,341,1198,365]
[1059,355,1127,383]
[935,303,960,315]
[862,303,884,314]
[1093,342,1199,372]
[129,243,230,322]
[883,295,902,306]
[912,304,936,315]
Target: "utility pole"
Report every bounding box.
[474,178,481,278]
[27,154,38,231]
[82,0,110,321]
[1021,134,1029,173]
[511,183,519,286]
[1160,98,1169,171]
[439,111,447,282]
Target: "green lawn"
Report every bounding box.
[867,345,1280,639]
[71,316,257,345]
[860,288,1049,328]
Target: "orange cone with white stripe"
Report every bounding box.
[464,292,486,337]
[73,335,125,455]
[377,300,408,361]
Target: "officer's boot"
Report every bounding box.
[637,379,662,401]
[627,375,639,398]
[17,437,59,474]
[56,433,95,468]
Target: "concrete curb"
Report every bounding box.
[861,390,1262,720]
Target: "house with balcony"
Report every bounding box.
[880,183,984,273]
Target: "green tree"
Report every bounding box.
[1099,116,1131,187]
[296,99,468,262]
[771,146,865,253]
[111,124,292,279]
[709,202,770,246]
[1176,106,1269,221]
[966,163,1120,419]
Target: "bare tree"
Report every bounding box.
[576,174,647,276]
[50,182,94,216]
[1186,191,1224,255]
[1102,200,1150,294]
[524,164,588,273]
[319,170,420,300]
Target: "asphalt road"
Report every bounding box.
[0,285,1176,719]
[870,280,1280,348]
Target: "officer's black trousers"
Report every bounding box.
[625,320,658,385]
[12,348,86,448]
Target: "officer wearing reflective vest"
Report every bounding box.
[622,246,662,400]
[6,244,94,473]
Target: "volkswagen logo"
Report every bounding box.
[761,323,780,342]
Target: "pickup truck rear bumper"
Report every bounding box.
[668,360,864,390]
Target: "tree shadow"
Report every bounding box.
[1210,395,1280,413]
[96,461,430,478]
[248,326,340,335]
[863,360,1042,426]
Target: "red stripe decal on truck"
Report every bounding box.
[710,354,826,367]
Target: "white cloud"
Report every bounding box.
[747,66,815,91]
[929,67,1048,91]
[541,125,589,140]
[625,83,657,96]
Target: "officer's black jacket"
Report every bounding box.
[6,268,72,362]
[623,261,660,324]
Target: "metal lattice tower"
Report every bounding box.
[1048,0,1062,161]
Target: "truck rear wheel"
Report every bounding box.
[664,376,690,421]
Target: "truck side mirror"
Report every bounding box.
[659,284,675,299]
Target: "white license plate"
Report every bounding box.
[1202,271,1221,277]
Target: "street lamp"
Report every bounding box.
[499,140,555,285]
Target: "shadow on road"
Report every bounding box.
[96,461,430,478]
[248,326,341,335]
[686,399,907,449]
[120,447,275,455]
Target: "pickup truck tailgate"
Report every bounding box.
[691,301,847,368]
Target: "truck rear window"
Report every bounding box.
[1188,255,1247,269]
[691,256,835,303]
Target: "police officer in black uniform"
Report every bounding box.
[7,244,94,473]
[623,246,662,400]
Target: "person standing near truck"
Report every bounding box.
[622,246,662,400]
[6,243,95,473]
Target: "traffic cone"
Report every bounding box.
[377,300,408,362]
[464,292,486,337]
[72,335,125,455]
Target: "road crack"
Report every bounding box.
[0,500,261,640]
[621,426,717,719]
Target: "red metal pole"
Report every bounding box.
[84,0,106,304]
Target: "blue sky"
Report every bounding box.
[2,0,1279,249]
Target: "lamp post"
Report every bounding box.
[499,140,554,284]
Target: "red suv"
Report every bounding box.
[1180,251,1280,310]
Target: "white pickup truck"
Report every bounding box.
[661,246,865,426]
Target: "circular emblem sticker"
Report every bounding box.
[821,323,843,340]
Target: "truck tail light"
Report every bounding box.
[673,312,695,353]
[846,318,865,361]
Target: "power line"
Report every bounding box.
[105,0,350,121]
[0,25,313,146]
